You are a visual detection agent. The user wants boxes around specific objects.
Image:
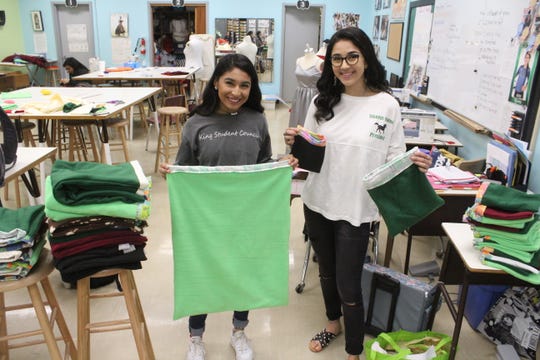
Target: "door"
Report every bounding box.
[281,6,323,101]
[53,4,96,77]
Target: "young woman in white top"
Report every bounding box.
[283,27,432,360]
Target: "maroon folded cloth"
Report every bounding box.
[478,205,534,220]
[2,54,49,68]
[50,230,147,259]
[161,71,189,76]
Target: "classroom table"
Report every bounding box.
[3,86,161,161]
[438,222,533,360]
[405,133,463,154]
[2,147,56,206]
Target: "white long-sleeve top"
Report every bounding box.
[301,92,406,227]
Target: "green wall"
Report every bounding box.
[0,0,24,60]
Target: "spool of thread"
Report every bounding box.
[98,61,106,72]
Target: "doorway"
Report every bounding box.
[151,3,207,66]
[53,4,96,77]
[281,5,324,101]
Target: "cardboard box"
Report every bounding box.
[0,71,29,91]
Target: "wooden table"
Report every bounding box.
[2,147,56,206]
[438,222,533,359]
[4,86,161,159]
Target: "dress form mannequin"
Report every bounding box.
[189,34,215,80]
[289,44,323,128]
[236,35,257,65]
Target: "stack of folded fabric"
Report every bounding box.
[44,160,151,286]
[464,182,540,284]
[0,205,47,281]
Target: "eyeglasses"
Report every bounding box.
[330,53,361,67]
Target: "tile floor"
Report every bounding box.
[2,102,499,359]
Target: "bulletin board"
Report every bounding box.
[387,22,404,61]
[425,0,535,135]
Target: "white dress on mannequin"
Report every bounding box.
[289,49,324,127]
[188,34,215,80]
[236,36,257,65]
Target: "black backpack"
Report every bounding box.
[0,107,18,187]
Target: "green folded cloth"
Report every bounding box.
[45,177,150,221]
[465,205,534,229]
[50,160,148,205]
[62,102,82,113]
[472,220,540,251]
[483,255,540,285]
[1,91,32,99]
[478,182,540,212]
[0,205,45,241]
[475,240,536,264]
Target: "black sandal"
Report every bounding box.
[309,328,338,352]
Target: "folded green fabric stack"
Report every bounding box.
[464,182,540,284]
[0,205,47,281]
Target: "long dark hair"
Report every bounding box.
[62,57,89,75]
[314,27,390,122]
[193,53,263,116]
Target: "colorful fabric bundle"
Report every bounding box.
[0,206,47,281]
[465,182,540,284]
[44,160,151,285]
[168,162,291,319]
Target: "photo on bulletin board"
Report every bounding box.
[387,22,403,61]
[375,0,382,11]
[391,0,407,20]
[383,0,391,9]
[509,45,538,106]
[111,13,128,37]
[31,11,43,32]
[333,13,360,31]
[373,16,380,40]
[380,15,389,40]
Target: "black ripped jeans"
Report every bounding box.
[304,205,370,356]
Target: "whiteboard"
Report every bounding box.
[426,0,530,134]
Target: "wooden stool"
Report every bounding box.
[45,65,60,87]
[76,269,154,360]
[154,106,188,172]
[61,120,100,162]
[103,118,130,164]
[0,248,77,360]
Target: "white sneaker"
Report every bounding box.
[186,336,206,360]
[230,330,254,360]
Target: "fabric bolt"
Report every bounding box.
[474,204,535,220]
[476,182,540,212]
[466,205,534,229]
[47,216,147,237]
[45,177,150,221]
[50,159,148,205]
[363,147,444,237]
[168,162,291,319]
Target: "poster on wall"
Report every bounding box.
[509,45,538,106]
[391,0,407,20]
[380,15,389,40]
[333,13,360,31]
[373,16,380,40]
[111,13,128,37]
[67,24,89,53]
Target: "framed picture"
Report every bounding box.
[31,11,43,32]
[387,22,404,61]
[111,13,128,37]
[380,15,389,40]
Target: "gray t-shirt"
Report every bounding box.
[174,108,273,166]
